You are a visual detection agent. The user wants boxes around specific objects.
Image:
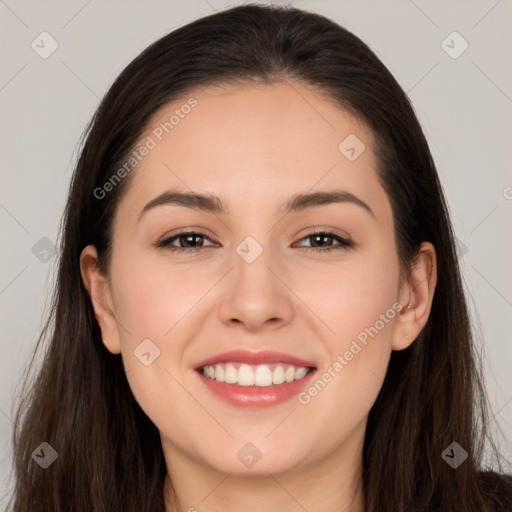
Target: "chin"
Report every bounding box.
[194,439,308,476]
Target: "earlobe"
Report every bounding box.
[392,242,437,351]
[79,245,122,354]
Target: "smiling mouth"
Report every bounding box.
[198,362,314,387]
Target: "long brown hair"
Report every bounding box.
[8,4,511,511]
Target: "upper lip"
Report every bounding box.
[194,349,317,369]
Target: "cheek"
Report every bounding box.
[301,250,400,348]
[108,252,196,417]
[111,251,204,446]
[294,250,400,424]
[109,249,198,344]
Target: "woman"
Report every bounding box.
[9,4,512,511]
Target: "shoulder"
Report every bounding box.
[478,470,512,512]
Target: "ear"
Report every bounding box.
[79,245,121,354]
[392,241,437,351]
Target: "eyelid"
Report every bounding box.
[295,226,351,241]
[157,226,217,243]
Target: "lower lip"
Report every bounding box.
[197,369,316,408]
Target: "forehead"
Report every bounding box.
[116,81,390,223]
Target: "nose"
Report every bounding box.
[217,241,294,333]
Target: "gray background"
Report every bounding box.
[1,0,511,505]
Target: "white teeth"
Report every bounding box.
[201,362,311,387]
[215,364,225,383]
[238,364,254,386]
[224,364,238,384]
[272,365,285,385]
[295,367,308,380]
[254,365,273,386]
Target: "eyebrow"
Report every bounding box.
[138,188,376,221]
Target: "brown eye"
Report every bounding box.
[158,231,214,252]
[295,231,353,252]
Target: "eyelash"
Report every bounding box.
[157,230,353,253]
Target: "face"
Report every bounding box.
[81,80,434,479]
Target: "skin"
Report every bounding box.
[80,80,437,512]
